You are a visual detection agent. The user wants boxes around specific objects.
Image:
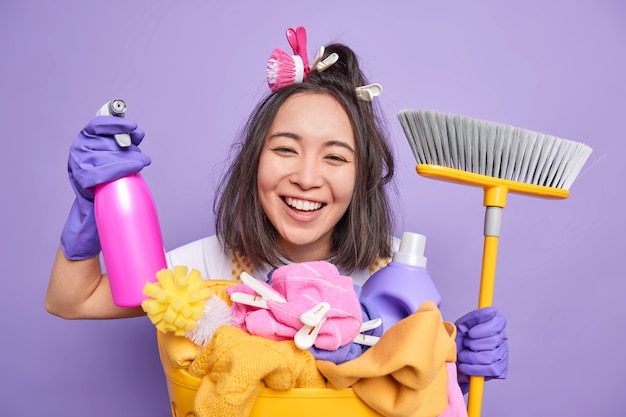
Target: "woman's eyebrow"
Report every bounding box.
[324,140,356,154]
[267,132,355,154]
[268,131,300,140]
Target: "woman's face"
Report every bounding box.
[258,92,357,263]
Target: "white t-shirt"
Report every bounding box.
[165,235,400,287]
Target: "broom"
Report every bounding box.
[397,109,592,417]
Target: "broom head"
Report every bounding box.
[398,109,593,206]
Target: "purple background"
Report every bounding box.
[1,1,623,415]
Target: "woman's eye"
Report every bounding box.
[273,147,295,154]
[326,154,348,163]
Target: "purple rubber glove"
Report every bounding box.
[60,116,151,260]
[454,307,508,393]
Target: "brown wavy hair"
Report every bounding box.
[214,43,395,273]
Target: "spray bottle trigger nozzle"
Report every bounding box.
[96,99,132,148]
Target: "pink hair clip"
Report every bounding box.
[267,26,311,92]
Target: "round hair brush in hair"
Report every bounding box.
[398,109,593,417]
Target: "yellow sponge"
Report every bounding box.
[141,265,212,336]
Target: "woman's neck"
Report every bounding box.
[277,240,334,264]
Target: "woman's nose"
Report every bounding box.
[290,158,324,189]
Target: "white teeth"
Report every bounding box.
[285,197,322,211]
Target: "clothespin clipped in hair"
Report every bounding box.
[355,83,383,101]
[229,272,286,309]
[311,46,339,73]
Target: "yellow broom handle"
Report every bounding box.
[467,205,501,417]
[477,235,499,308]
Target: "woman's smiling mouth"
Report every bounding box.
[283,197,324,212]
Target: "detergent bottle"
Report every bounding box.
[94,100,167,307]
[361,232,441,332]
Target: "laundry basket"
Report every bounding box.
[157,330,383,417]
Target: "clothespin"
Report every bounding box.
[355,83,383,101]
[294,302,331,349]
[229,271,287,309]
[311,46,339,72]
[352,318,382,346]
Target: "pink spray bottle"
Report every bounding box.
[94,99,167,307]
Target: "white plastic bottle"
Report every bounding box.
[361,232,441,332]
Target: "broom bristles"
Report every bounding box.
[398,109,593,190]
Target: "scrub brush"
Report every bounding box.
[141,265,213,336]
[266,26,310,91]
[397,109,592,417]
